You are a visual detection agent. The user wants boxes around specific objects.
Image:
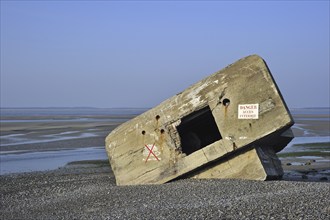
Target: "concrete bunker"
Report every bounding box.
[105,55,294,185]
[177,106,222,155]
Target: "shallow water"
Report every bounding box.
[0,147,108,175]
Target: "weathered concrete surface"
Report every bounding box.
[105,55,294,185]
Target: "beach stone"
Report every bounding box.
[1,168,329,219]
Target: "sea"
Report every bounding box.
[0,107,329,175]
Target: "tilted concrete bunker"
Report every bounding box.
[105,55,294,185]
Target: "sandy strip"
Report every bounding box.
[0,136,105,152]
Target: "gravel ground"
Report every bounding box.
[1,164,329,220]
[1,111,329,219]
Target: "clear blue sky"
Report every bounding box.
[1,1,329,108]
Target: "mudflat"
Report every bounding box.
[0,115,124,152]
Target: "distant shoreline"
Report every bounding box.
[0,107,152,110]
[1,106,329,109]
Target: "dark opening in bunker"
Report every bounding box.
[177,106,222,155]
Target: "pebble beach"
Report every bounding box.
[1,107,329,219]
[1,165,329,219]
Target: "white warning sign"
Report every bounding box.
[238,104,259,119]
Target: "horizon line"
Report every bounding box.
[0,106,329,110]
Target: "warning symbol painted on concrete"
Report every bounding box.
[238,104,259,119]
[143,144,161,162]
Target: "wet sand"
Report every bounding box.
[1,109,329,219]
[0,116,122,152]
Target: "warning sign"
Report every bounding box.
[238,104,259,119]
